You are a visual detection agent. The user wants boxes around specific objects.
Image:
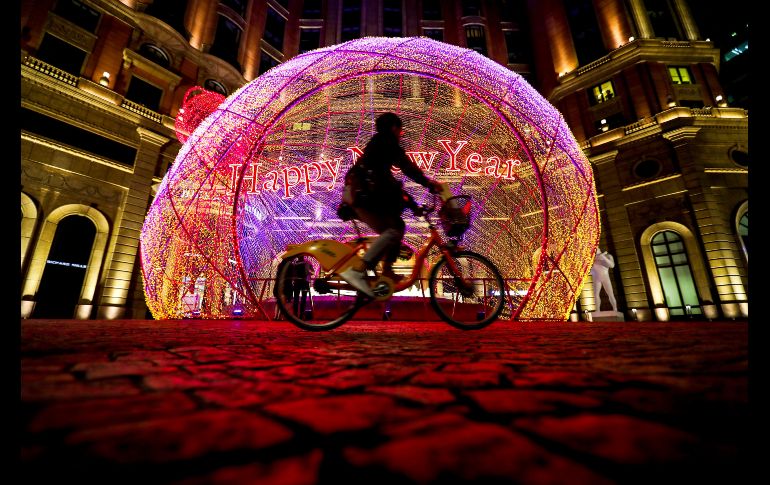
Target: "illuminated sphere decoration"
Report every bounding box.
[141,37,600,321]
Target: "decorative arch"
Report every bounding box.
[22,204,110,316]
[21,192,38,270]
[640,221,712,306]
[141,37,600,320]
[735,200,748,261]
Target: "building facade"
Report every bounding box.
[20,0,748,320]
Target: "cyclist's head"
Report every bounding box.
[375,112,403,136]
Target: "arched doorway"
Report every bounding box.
[735,201,748,261]
[650,230,701,318]
[32,215,96,318]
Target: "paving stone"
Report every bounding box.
[173,449,323,485]
[345,419,612,484]
[367,386,456,405]
[509,371,611,388]
[23,378,141,402]
[72,361,179,379]
[465,389,602,414]
[27,392,197,432]
[143,372,242,391]
[264,395,422,434]
[66,410,293,463]
[194,382,329,408]
[513,414,699,464]
[20,320,748,482]
[297,367,415,390]
[409,370,500,388]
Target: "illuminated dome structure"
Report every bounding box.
[141,37,600,321]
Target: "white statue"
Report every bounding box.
[590,249,617,312]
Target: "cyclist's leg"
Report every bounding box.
[354,209,404,271]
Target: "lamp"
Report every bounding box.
[99,71,111,87]
[628,36,635,42]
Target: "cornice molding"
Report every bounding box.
[123,48,182,88]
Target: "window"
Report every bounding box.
[738,211,748,257]
[138,44,170,68]
[125,76,163,112]
[499,0,521,23]
[462,0,482,17]
[590,80,615,104]
[299,28,321,53]
[646,0,679,39]
[651,231,701,317]
[21,107,136,166]
[220,0,247,16]
[259,49,279,74]
[422,0,442,20]
[724,41,748,62]
[730,149,749,168]
[35,33,86,76]
[32,215,96,318]
[210,15,242,68]
[564,0,605,65]
[465,25,486,56]
[264,7,286,51]
[204,79,228,95]
[53,0,100,33]
[633,159,662,179]
[144,0,187,36]
[504,30,528,64]
[423,28,443,42]
[341,0,361,41]
[594,112,625,133]
[302,0,323,19]
[668,66,693,84]
[383,0,402,37]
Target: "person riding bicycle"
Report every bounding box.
[340,112,442,296]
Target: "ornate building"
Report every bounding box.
[20,0,747,320]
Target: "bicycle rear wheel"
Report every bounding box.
[274,254,363,331]
[428,250,505,330]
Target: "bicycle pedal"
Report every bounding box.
[372,277,395,301]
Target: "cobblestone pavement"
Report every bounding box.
[20,320,750,484]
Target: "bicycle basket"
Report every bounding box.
[439,195,472,238]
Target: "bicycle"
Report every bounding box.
[273,188,506,331]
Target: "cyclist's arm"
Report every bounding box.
[394,146,432,187]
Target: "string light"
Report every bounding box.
[141,37,600,321]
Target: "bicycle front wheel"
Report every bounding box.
[428,251,506,330]
[274,254,363,331]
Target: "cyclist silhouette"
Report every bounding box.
[341,112,441,295]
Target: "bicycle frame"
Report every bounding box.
[278,212,470,297]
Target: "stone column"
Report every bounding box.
[185,0,219,51]
[97,127,169,319]
[672,0,700,41]
[590,150,652,321]
[626,0,654,39]
[663,127,748,318]
[542,0,578,75]
[593,0,633,50]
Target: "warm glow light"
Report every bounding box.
[628,36,635,42]
[141,37,600,321]
[715,94,723,102]
[99,71,110,87]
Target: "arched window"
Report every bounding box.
[736,203,748,260]
[210,14,242,68]
[465,25,487,56]
[651,231,701,317]
[32,215,96,318]
[139,43,170,68]
[204,79,228,95]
